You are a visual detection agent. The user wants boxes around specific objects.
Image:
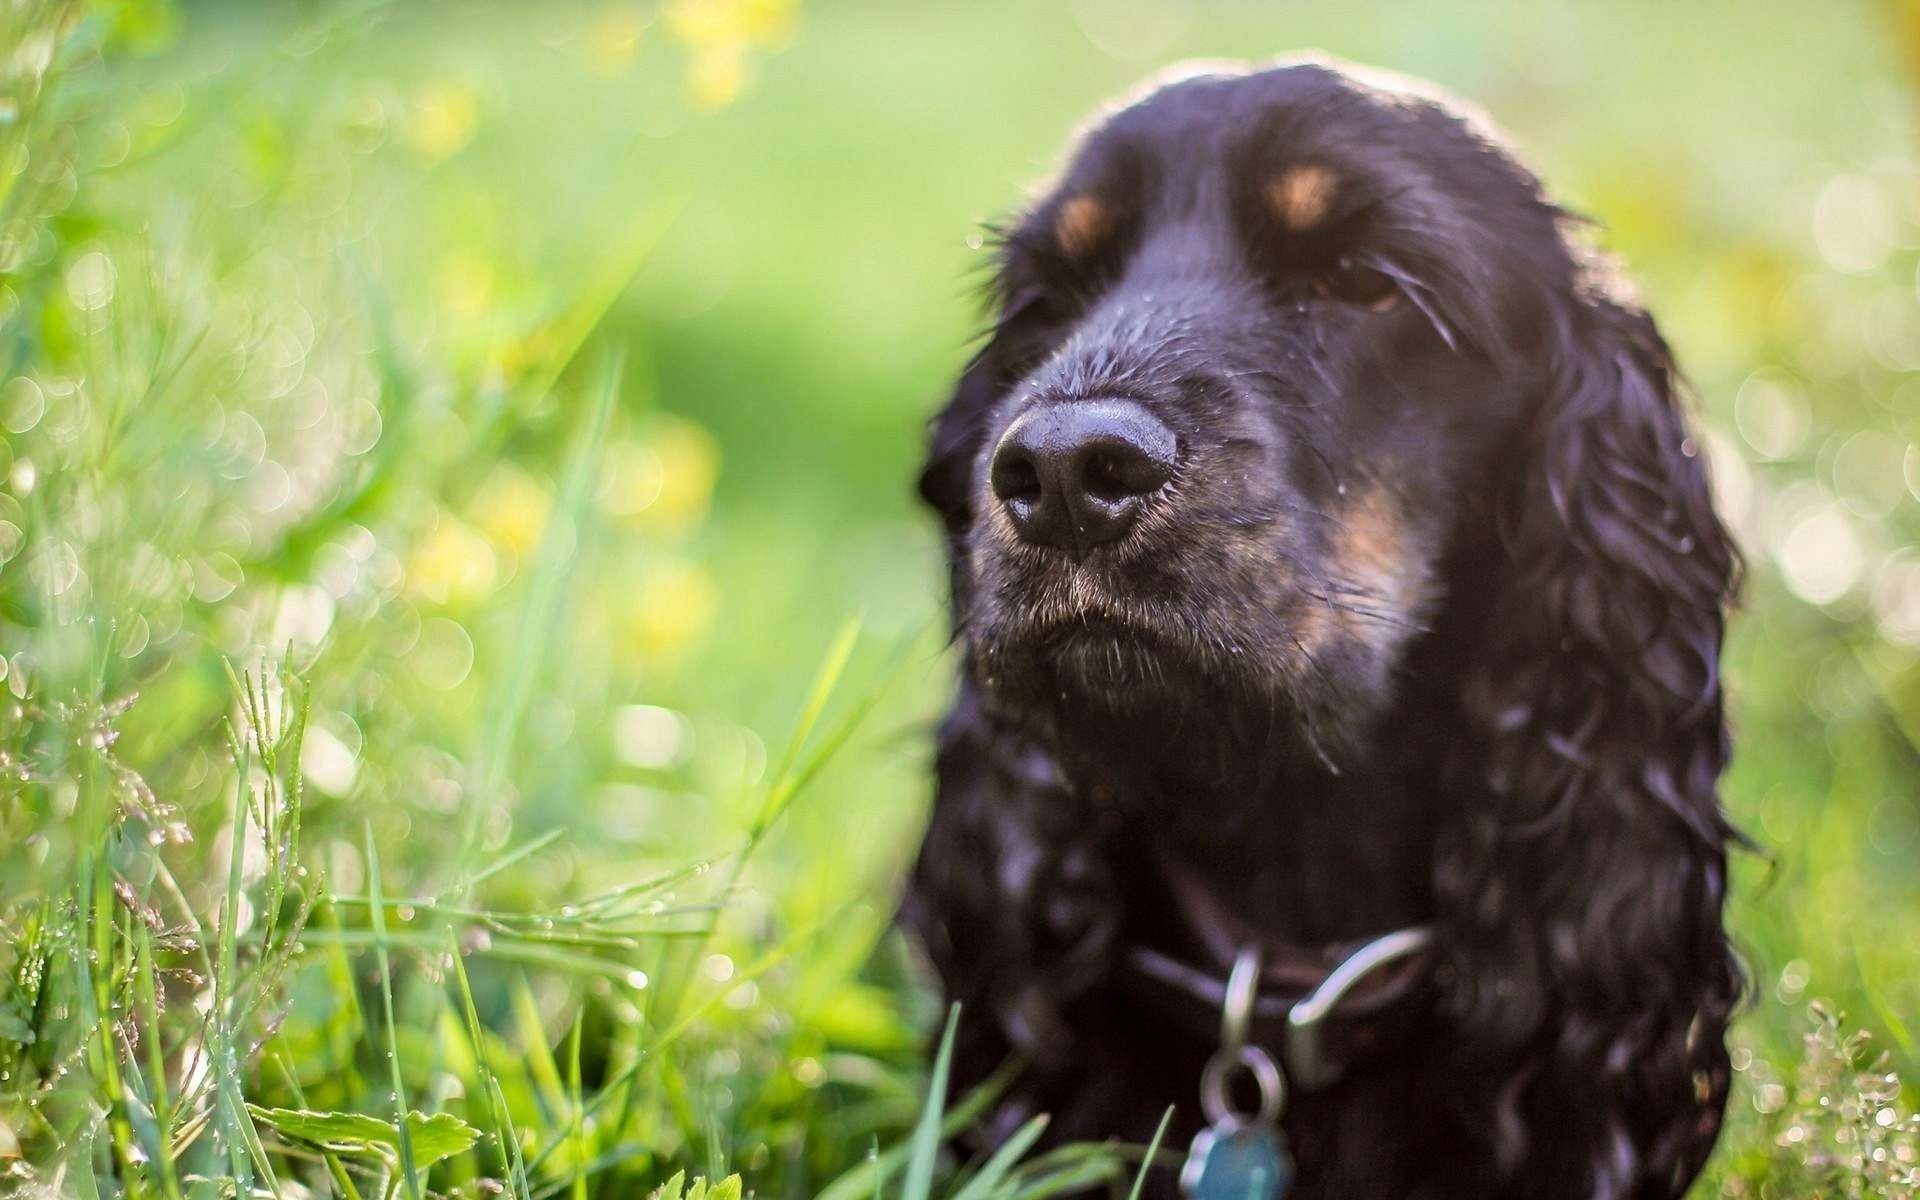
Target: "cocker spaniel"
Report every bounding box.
[903,59,1740,1199]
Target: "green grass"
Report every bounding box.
[1,0,1918,1195]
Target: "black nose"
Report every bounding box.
[989,398,1177,559]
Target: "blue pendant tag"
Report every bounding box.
[1185,950,1293,1197]
[1180,1120,1293,1199]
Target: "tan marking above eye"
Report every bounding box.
[1268,164,1339,231]
[1054,195,1112,256]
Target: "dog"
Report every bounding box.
[903,59,1740,1199]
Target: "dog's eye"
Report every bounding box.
[1312,257,1400,311]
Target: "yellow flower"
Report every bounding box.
[434,249,497,324]
[469,465,553,560]
[595,439,665,520]
[664,0,736,46]
[495,323,560,387]
[406,514,497,606]
[687,42,746,112]
[633,415,717,535]
[740,0,798,48]
[408,81,478,161]
[665,0,794,47]
[585,5,646,76]
[619,558,718,661]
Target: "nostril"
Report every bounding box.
[990,445,1043,505]
[1082,452,1132,504]
[1081,443,1171,503]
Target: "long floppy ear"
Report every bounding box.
[920,344,1003,538]
[907,329,1136,1137]
[918,342,1006,625]
[1437,290,1742,1196]
[900,683,1124,1140]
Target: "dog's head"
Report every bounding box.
[923,60,1720,759]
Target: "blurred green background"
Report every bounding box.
[3,0,1919,1195]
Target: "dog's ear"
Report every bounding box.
[1438,290,1742,1194]
[900,684,1124,1139]
[919,342,1004,534]
[919,336,1009,624]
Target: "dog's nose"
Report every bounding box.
[989,399,1177,559]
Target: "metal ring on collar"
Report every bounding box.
[1284,925,1434,1091]
[1201,1042,1286,1127]
[1220,945,1262,1054]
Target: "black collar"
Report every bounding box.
[1125,863,1438,1091]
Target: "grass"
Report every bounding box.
[1,0,1918,1196]
[0,638,1151,1196]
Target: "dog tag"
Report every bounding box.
[1180,1120,1293,1200]
[1184,950,1293,1198]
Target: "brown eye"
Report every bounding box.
[1313,256,1400,311]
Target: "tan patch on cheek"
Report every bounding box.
[1337,487,1407,591]
[1292,595,1337,658]
[1054,194,1112,257]
[1267,164,1339,231]
[1295,487,1425,658]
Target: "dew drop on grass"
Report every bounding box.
[625,969,649,990]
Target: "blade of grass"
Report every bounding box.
[521,917,835,1179]
[1126,1108,1174,1200]
[656,621,869,1024]
[491,1075,535,1199]
[567,1008,588,1200]
[213,723,251,1190]
[759,618,862,815]
[133,924,185,1200]
[79,847,141,1189]
[1003,1160,1121,1198]
[365,824,423,1200]
[436,828,566,902]
[815,1057,1024,1200]
[458,348,624,874]
[510,971,573,1129]
[508,196,684,417]
[903,1004,961,1200]
[448,930,531,1199]
[950,1114,1049,1200]
[208,726,280,1192]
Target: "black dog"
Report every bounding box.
[904,59,1739,1199]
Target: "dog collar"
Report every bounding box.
[1129,926,1435,1092]
[1160,932,1432,1198]
[1126,858,1438,1093]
